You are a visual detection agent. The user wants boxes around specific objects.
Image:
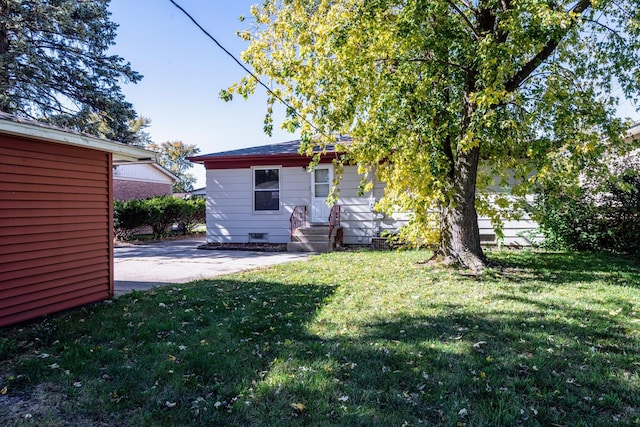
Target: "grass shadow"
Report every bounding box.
[485,250,640,289]
[1,250,639,426]
[1,278,336,426]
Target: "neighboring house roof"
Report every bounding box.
[0,111,156,163]
[188,138,344,169]
[190,187,206,195]
[203,139,310,157]
[152,163,180,182]
[113,162,179,183]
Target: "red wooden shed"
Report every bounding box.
[0,113,155,327]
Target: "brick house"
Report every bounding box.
[113,162,178,201]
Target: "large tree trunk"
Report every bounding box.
[439,143,487,272]
[437,67,486,272]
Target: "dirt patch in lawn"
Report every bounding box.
[0,383,69,426]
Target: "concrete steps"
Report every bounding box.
[287,225,339,253]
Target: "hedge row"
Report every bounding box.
[114,196,206,240]
[534,167,640,255]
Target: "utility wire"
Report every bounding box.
[168,0,322,135]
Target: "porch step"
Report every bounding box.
[287,225,338,253]
[291,225,329,241]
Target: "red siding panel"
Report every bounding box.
[0,255,108,283]
[0,134,113,327]
[0,250,107,280]
[1,224,107,240]
[0,243,108,264]
[0,215,106,228]
[1,292,112,327]
[0,273,109,314]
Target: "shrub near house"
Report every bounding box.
[114,196,205,240]
[534,154,640,255]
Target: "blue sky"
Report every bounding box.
[108,1,639,188]
[108,0,293,187]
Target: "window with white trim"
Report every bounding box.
[253,168,280,211]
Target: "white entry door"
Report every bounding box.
[311,165,333,223]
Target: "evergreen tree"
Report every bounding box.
[0,0,141,141]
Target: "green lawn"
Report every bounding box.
[1,250,639,426]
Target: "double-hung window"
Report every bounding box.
[253,168,280,211]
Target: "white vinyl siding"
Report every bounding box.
[334,166,384,245]
[113,163,174,184]
[477,216,540,246]
[334,165,537,246]
[205,166,310,244]
[204,164,538,247]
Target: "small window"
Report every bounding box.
[254,168,280,211]
[314,168,330,198]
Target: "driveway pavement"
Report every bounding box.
[114,237,311,296]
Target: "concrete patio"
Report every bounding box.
[114,237,311,296]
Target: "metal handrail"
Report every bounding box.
[328,205,341,238]
[290,205,307,240]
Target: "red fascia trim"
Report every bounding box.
[198,153,336,170]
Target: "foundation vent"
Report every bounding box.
[248,233,269,242]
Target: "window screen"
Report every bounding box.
[254,168,280,211]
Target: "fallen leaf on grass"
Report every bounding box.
[473,341,487,352]
[290,402,305,411]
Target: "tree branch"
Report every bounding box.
[584,17,627,44]
[495,0,511,44]
[505,0,592,92]
[446,0,480,40]
[374,56,465,71]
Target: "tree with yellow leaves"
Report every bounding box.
[224,0,640,271]
[147,141,200,193]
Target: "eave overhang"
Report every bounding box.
[188,152,338,170]
[0,113,156,163]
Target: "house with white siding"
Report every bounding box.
[188,140,538,251]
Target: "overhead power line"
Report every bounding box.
[168,0,321,135]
